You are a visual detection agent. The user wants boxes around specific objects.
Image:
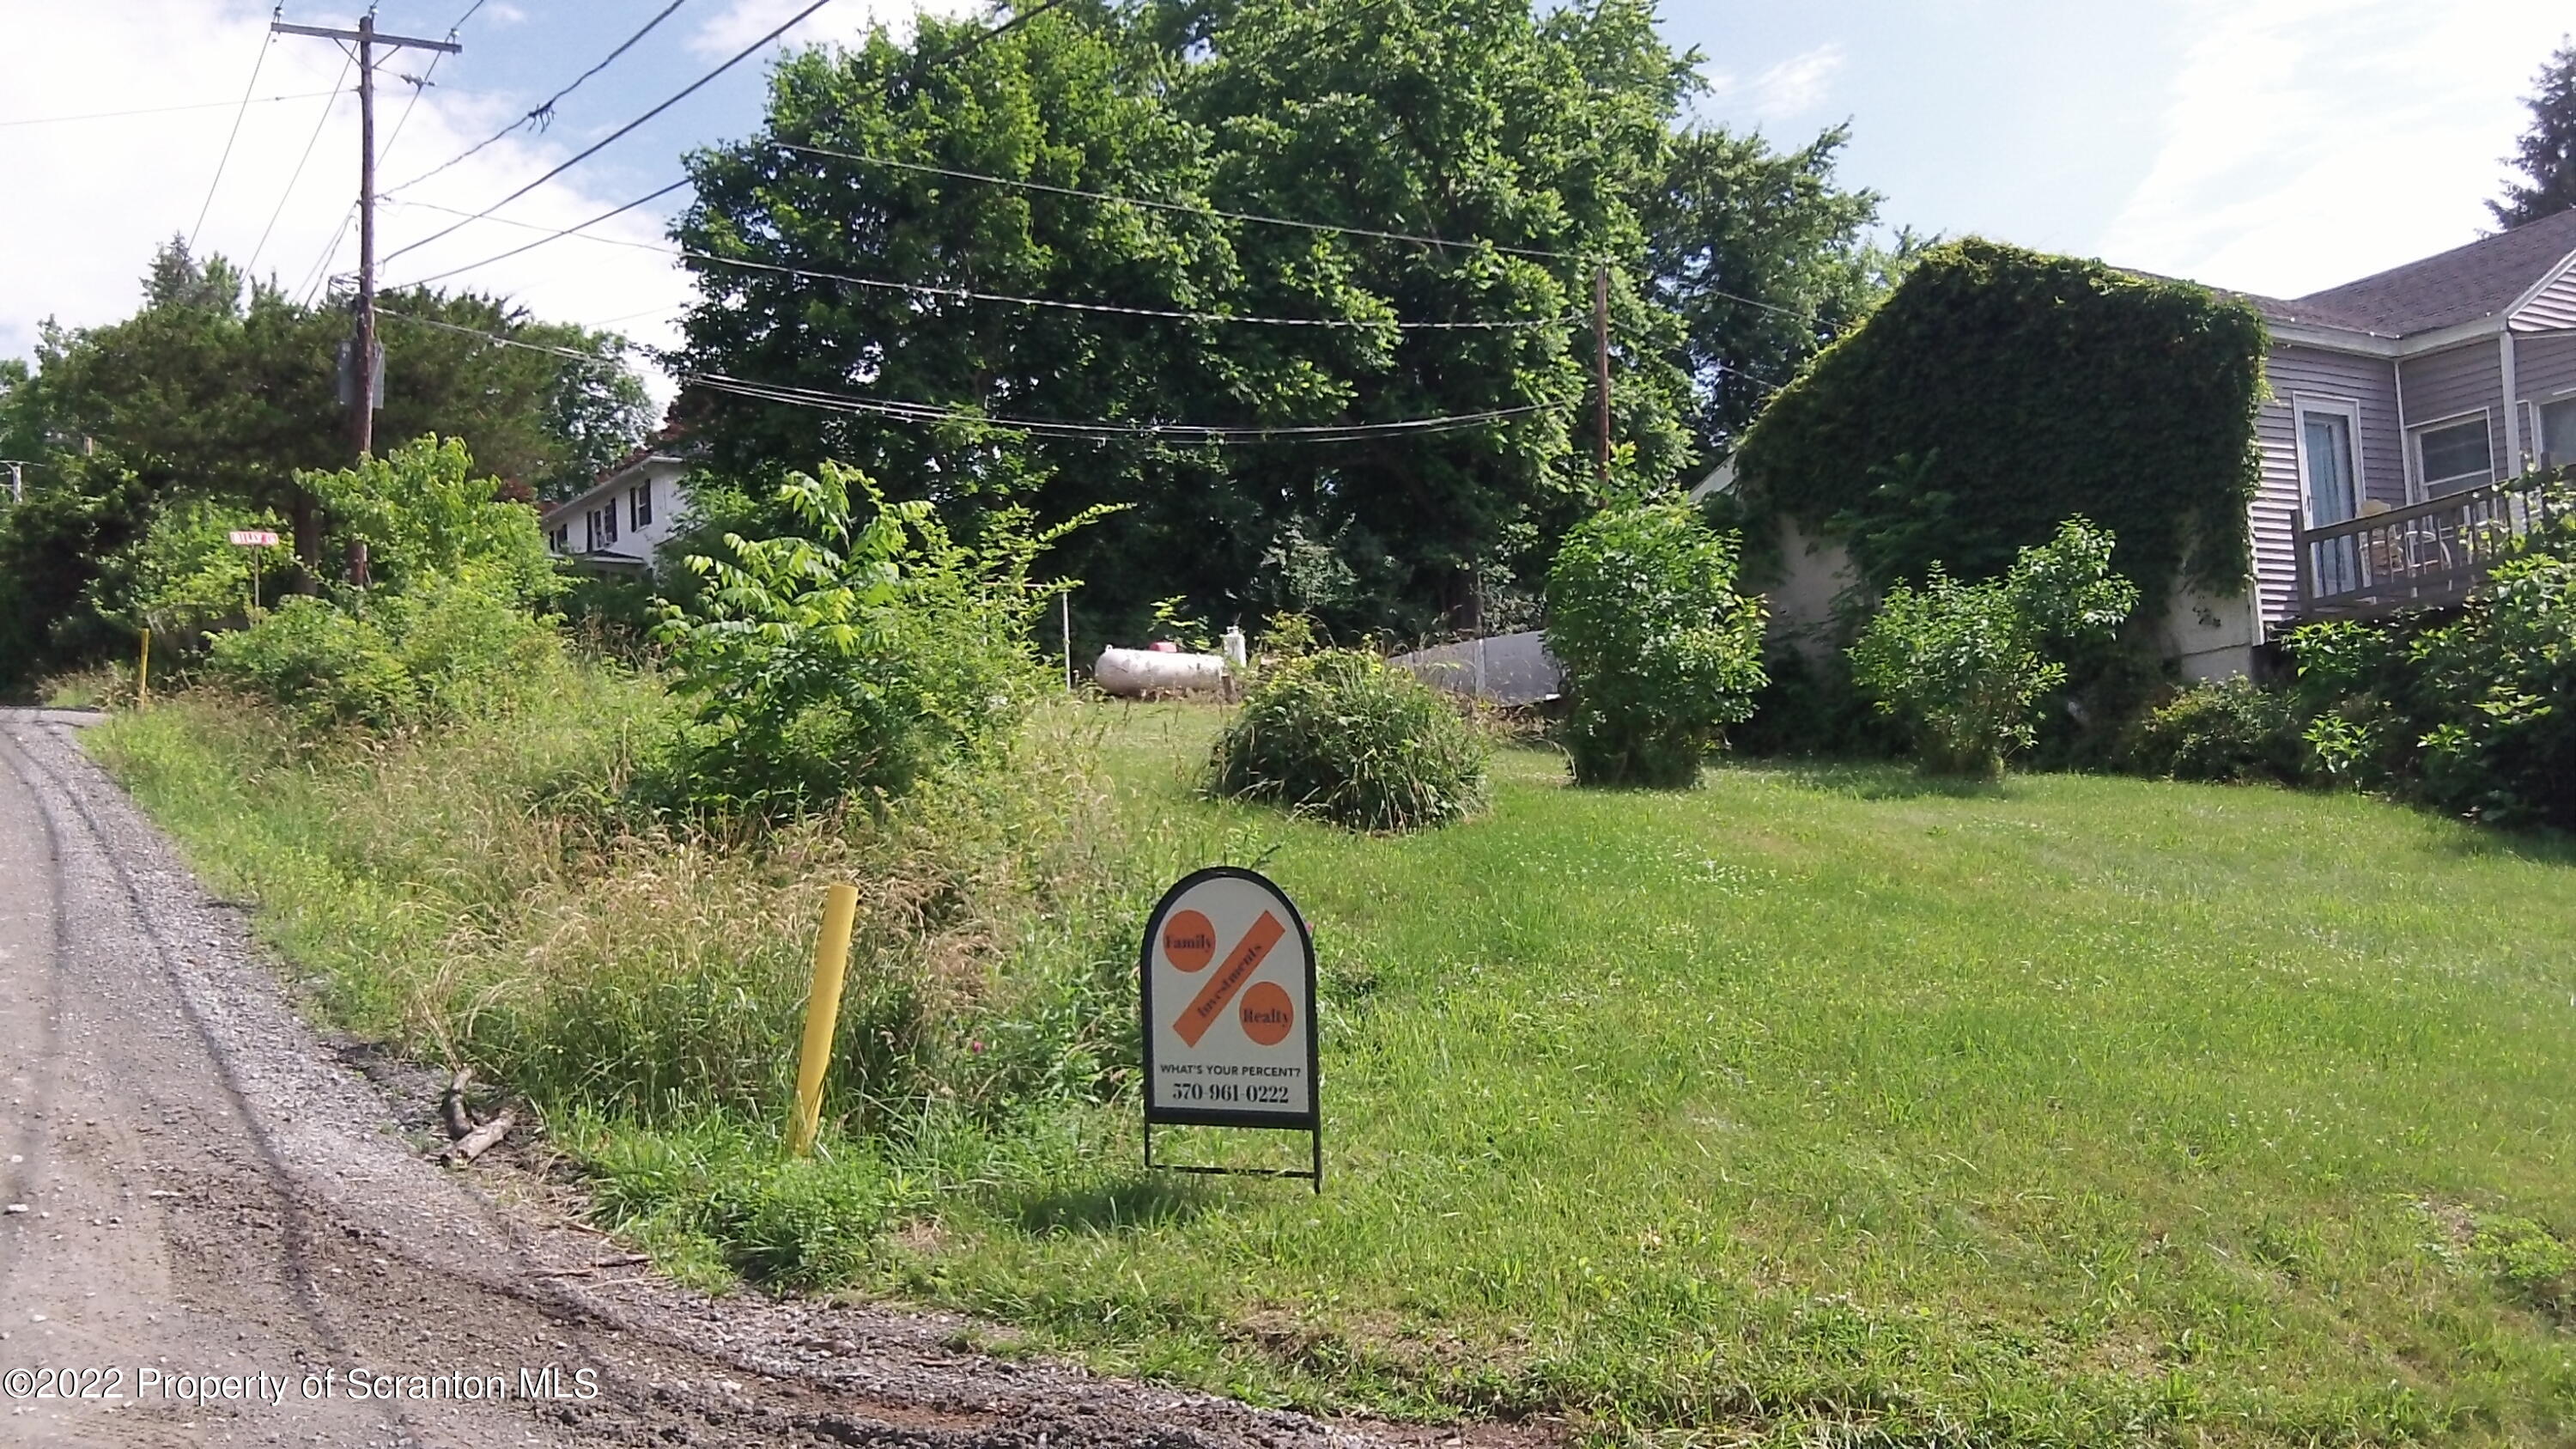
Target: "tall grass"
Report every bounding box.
[88,667,1150,1202]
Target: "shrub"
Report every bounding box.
[1850,518,2139,778]
[204,574,562,734]
[654,462,1101,818]
[1544,501,1769,787]
[2125,678,2302,784]
[305,435,559,607]
[1208,648,1487,831]
[205,596,416,732]
[2281,488,2576,827]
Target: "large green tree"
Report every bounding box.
[1642,125,1911,465]
[674,0,1870,641]
[674,3,1253,642]
[0,240,647,691]
[2494,36,2576,229]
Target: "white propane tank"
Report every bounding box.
[1094,646,1230,697]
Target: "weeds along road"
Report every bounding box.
[0,710,1428,1449]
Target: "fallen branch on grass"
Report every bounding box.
[440,1108,514,1166]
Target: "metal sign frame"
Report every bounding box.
[1138,866,1321,1191]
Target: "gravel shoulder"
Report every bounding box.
[0,709,1530,1449]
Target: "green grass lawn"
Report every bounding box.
[89,697,2576,1445]
[876,706,2576,1445]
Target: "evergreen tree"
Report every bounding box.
[2493,36,2576,229]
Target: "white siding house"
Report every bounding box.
[544,450,691,576]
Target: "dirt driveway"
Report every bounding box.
[0,711,1494,1449]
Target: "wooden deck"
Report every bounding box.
[2293,476,2561,622]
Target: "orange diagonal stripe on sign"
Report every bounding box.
[1173,910,1287,1048]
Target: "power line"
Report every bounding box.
[301,0,480,304]
[380,0,478,167]
[0,87,343,130]
[386,195,1576,332]
[383,0,690,198]
[189,19,278,249]
[298,203,361,306]
[381,0,832,268]
[375,307,1542,442]
[386,178,694,289]
[377,307,629,364]
[247,52,355,274]
[771,139,1595,265]
[690,374,1544,442]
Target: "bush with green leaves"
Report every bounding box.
[654,462,1099,818]
[2125,677,2303,784]
[1208,648,1487,831]
[306,435,559,608]
[1850,518,2139,778]
[198,438,565,734]
[205,575,562,734]
[1543,501,1769,787]
[2280,487,2576,827]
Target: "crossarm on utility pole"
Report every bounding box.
[270,19,459,52]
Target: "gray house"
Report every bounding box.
[2165,206,2576,677]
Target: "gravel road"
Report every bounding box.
[0,710,1519,1449]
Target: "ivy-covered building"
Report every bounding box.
[1729,219,2576,682]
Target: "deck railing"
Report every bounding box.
[2293,475,2560,620]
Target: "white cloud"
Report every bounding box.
[1752,44,1846,121]
[1703,43,1847,127]
[483,3,528,27]
[688,0,975,58]
[0,1,691,403]
[2099,0,2571,298]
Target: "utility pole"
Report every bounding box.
[271,15,458,461]
[1594,265,1612,487]
[269,15,458,586]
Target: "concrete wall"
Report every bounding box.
[1760,515,1862,661]
[2158,576,2263,682]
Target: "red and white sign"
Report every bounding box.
[1139,868,1317,1129]
[228,529,281,547]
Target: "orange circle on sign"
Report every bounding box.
[1237,981,1294,1045]
[1161,910,1217,972]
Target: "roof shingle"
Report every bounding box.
[2281,207,2576,338]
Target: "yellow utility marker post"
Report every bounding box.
[137,629,150,708]
[788,883,862,1157]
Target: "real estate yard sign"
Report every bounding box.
[1138,868,1321,1188]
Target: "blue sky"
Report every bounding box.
[2,0,2568,391]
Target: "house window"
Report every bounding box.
[548,525,568,554]
[601,502,618,545]
[584,511,598,551]
[630,481,653,529]
[2415,415,2493,496]
[2538,397,2576,473]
